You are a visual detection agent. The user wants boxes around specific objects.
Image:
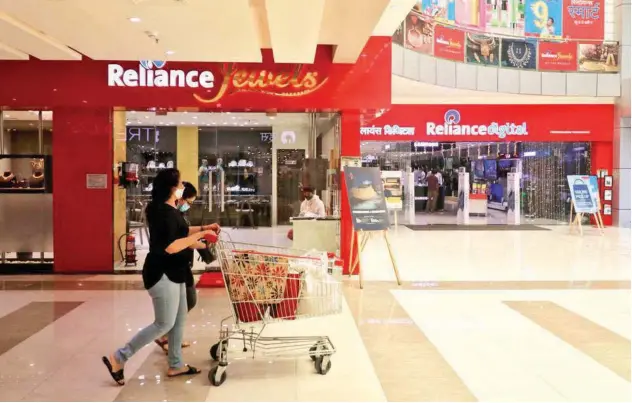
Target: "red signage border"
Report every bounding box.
[360,104,614,143]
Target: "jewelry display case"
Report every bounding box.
[0,154,53,269]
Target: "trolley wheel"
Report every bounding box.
[314,356,332,375]
[209,365,227,386]
[210,343,219,361]
[309,345,318,361]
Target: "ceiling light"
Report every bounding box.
[180,121,185,124]
[129,17,142,23]
[165,50,175,55]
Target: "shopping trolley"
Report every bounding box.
[207,234,343,387]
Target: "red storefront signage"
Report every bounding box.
[360,104,614,142]
[0,39,392,110]
[538,41,578,71]
[562,0,604,40]
[433,24,465,61]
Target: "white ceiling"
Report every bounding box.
[0,0,415,63]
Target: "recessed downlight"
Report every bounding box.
[129,17,142,23]
[165,50,175,55]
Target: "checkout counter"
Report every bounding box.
[291,217,339,253]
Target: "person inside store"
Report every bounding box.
[102,169,218,385]
[426,169,440,213]
[287,186,326,240]
[153,181,220,354]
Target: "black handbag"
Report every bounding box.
[197,244,217,265]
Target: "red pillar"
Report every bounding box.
[591,141,613,226]
[52,107,114,273]
[340,112,361,275]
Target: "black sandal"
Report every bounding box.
[167,365,201,378]
[154,339,168,355]
[102,356,125,386]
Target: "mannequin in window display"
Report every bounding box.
[198,159,209,195]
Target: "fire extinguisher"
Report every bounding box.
[118,232,137,266]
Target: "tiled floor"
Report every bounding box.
[0,226,630,402]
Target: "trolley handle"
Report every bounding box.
[231,249,323,261]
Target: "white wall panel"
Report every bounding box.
[456,63,477,90]
[567,73,598,96]
[419,53,437,84]
[597,73,622,96]
[541,72,566,96]
[477,66,498,92]
[519,71,541,95]
[436,59,456,87]
[392,44,404,76]
[497,69,520,93]
[403,48,420,81]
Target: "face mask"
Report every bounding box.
[178,203,190,213]
[175,188,184,200]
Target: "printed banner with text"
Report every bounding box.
[562,0,604,40]
[434,24,465,61]
[538,40,578,70]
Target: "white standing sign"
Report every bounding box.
[506,172,521,224]
[457,169,470,224]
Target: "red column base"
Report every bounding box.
[197,271,225,288]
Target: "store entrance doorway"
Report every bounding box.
[360,141,592,226]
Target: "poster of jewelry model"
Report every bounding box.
[501,38,537,69]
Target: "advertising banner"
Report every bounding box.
[524,0,563,38]
[434,24,465,61]
[562,0,604,40]
[465,33,500,66]
[381,171,403,210]
[501,38,537,69]
[578,42,619,72]
[421,0,456,24]
[538,40,578,70]
[567,175,598,213]
[588,175,601,209]
[344,167,390,231]
[404,11,435,54]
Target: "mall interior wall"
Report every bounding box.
[614,0,631,227]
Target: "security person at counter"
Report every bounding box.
[287,186,325,240]
[299,186,326,218]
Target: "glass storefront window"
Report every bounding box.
[0,110,54,267]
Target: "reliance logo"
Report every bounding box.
[427,110,528,139]
[108,60,215,89]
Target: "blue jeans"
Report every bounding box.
[115,274,188,369]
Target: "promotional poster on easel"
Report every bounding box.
[343,167,401,288]
[381,170,403,226]
[567,175,604,235]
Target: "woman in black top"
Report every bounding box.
[154,182,220,353]
[102,169,216,385]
